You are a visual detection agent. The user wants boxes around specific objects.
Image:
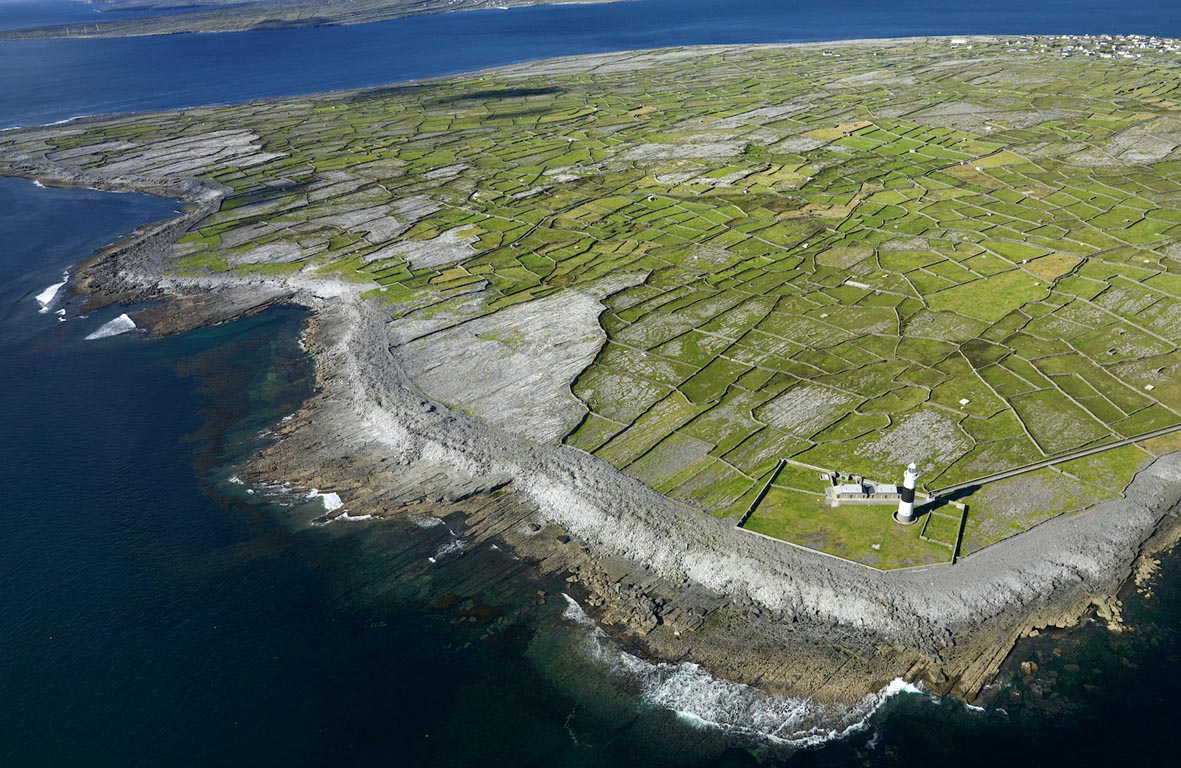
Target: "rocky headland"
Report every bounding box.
[6,40,1181,707]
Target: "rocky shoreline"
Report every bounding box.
[5,45,1181,705]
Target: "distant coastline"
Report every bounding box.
[0,0,626,40]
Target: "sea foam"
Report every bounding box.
[35,272,68,312]
[84,313,137,340]
[307,489,343,512]
[559,593,924,749]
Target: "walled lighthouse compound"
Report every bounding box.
[894,463,920,525]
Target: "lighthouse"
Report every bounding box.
[893,463,919,525]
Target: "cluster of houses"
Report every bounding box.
[1006,34,1181,60]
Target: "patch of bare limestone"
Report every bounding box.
[397,275,642,444]
[826,69,918,89]
[912,101,1066,132]
[772,136,826,154]
[542,164,600,183]
[421,163,470,182]
[367,225,477,269]
[623,139,745,163]
[704,102,815,132]
[226,240,309,267]
[1070,116,1181,166]
[756,384,857,437]
[83,129,284,178]
[45,140,137,162]
[854,409,973,474]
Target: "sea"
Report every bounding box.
[0,0,205,31]
[2,1,1181,765]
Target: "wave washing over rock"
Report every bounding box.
[34,272,67,313]
[84,313,137,340]
[561,594,923,748]
[307,488,343,512]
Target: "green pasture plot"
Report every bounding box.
[1012,388,1112,454]
[927,270,1050,322]
[743,488,952,569]
[625,431,716,494]
[596,393,706,467]
[1144,273,1181,296]
[722,428,808,477]
[565,412,626,453]
[771,463,831,493]
[920,510,962,547]
[977,361,1034,396]
[958,468,1115,554]
[813,412,892,443]
[680,357,750,404]
[1056,444,1152,489]
[961,411,1028,443]
[937,437,1043,488]
[1114,404,1181,436]
[671,461,760,515]
[861,386,930,413]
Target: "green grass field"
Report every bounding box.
[743,488,951,569]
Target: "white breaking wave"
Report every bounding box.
[307,489,343,512]
[35,272,68,312]
[409,515,445,528]
[428,538,466,563]
[84,313,137,340]
[559,594,923,748]
[561,593,596,626]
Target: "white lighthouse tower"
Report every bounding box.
[893,463,919,525]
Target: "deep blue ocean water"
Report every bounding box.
[2,0,1181,128]
[4,1,1181,764]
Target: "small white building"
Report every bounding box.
[825,473,902,505]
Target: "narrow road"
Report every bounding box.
[929,422,1181,498]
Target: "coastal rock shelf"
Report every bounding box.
[7,37,1181,702]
